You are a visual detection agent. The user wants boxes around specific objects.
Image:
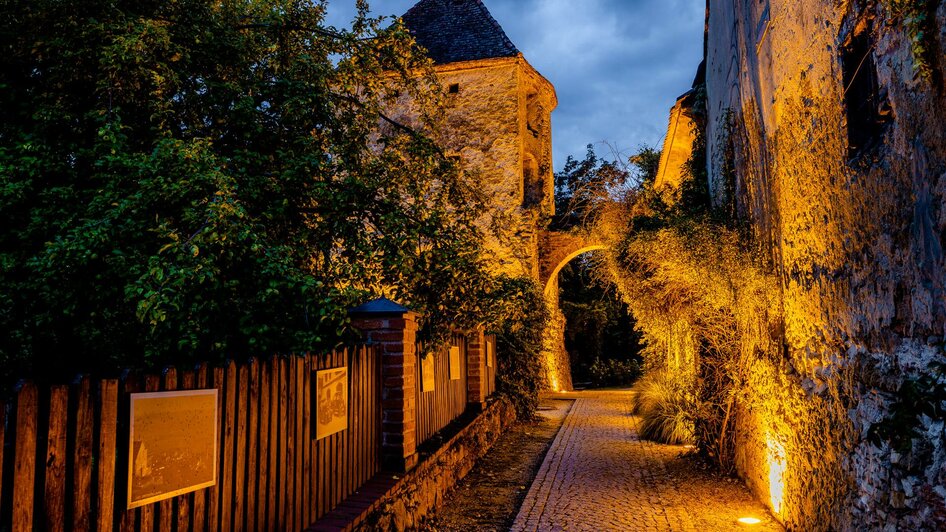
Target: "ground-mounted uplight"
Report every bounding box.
[737,517,762,526]
[766,436,787,516]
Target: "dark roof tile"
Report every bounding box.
[402,0,520,65]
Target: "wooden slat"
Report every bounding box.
[316,355,326,520]
[177,371,195,532]
[220,362,236,532]
[287,356,297,532]
[45,386,69,532]
[97,380,119,532]
[157,368,177,532]
[208,367,225,532]
[343,350,351,505]
[301,356,311,527]
[118,374,139,532]
[234,363,248,532]
[294,355,304,530]
[246,359,259,532]
[277,358,287,531]
[266,358,278,531]
[13,382,38,532]
[350,350,358,492]
[140,374,161,532]
[192,365,209,532]
[307,354,317,522]
[257,359,271,532]
[73,377,94,532]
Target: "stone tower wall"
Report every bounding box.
[389,57,556,280]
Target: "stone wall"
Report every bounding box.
[706,0,946,528]
[357,398,517,531]
[388,56,556,280]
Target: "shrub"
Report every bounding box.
[489,276,549,420]
[632,370,696,445]
[587,357,642,388]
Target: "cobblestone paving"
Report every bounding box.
[511,390,783,532]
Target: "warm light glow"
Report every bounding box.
[738,517,762,525]
[766,436,787,515]
[545,349,561,392]
[548,375,561,392]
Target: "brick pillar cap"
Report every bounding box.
[349,297,416,318]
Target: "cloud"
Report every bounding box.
[325,0,705,168]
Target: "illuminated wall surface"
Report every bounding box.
[706,0,946,529]
[386,56,557,281]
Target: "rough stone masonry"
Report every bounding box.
[704,0,946,529]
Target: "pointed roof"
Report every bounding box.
[402,0,520,65]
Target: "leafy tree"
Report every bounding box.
[552,144,631,230]
[629,146,661,187]
[0,0,506,388]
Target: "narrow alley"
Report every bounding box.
[511,391,782,531]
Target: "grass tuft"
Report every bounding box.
[632,370,696,445]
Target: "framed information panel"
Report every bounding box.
[128,389,218,509]
[422,355,436,392]
[316,367,349,440]
[449,347,461,381]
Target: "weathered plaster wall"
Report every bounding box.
[655,94,698,191]
[390,57,556,280]
[707,0,946,529]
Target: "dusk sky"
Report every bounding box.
[325,0,706,169]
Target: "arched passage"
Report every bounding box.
[543,245,607,296]
[537,230,609,391]
[538,230,606,294]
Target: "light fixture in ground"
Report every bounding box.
[737,517,762,525]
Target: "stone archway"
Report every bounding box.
[537,230,608,391]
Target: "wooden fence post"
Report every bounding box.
[466,328,487,410]
[349,298,419,473]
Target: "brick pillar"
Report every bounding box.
[350,298,419,472]
[466,328,487,410]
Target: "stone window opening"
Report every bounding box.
[526,92,541,138]
[522,153,543,209]
[448,83,460,94]
[841,20,892,160]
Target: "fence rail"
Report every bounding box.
[0,347,381,532]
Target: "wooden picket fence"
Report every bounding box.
[415,334,469,446]
[0,347,381,532]
[414,333,497,447]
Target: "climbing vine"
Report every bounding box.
[884,0,938,81]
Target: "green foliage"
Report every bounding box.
[0,0,501,387]
[869,363,946,454]
[630,146,661,187]
[587,357,641,388]
[490,276,549,419]
[632,370,696,445]
[885,0,937,81]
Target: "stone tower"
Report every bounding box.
[399,0,558,279]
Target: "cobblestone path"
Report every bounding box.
[511,390,782,531]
